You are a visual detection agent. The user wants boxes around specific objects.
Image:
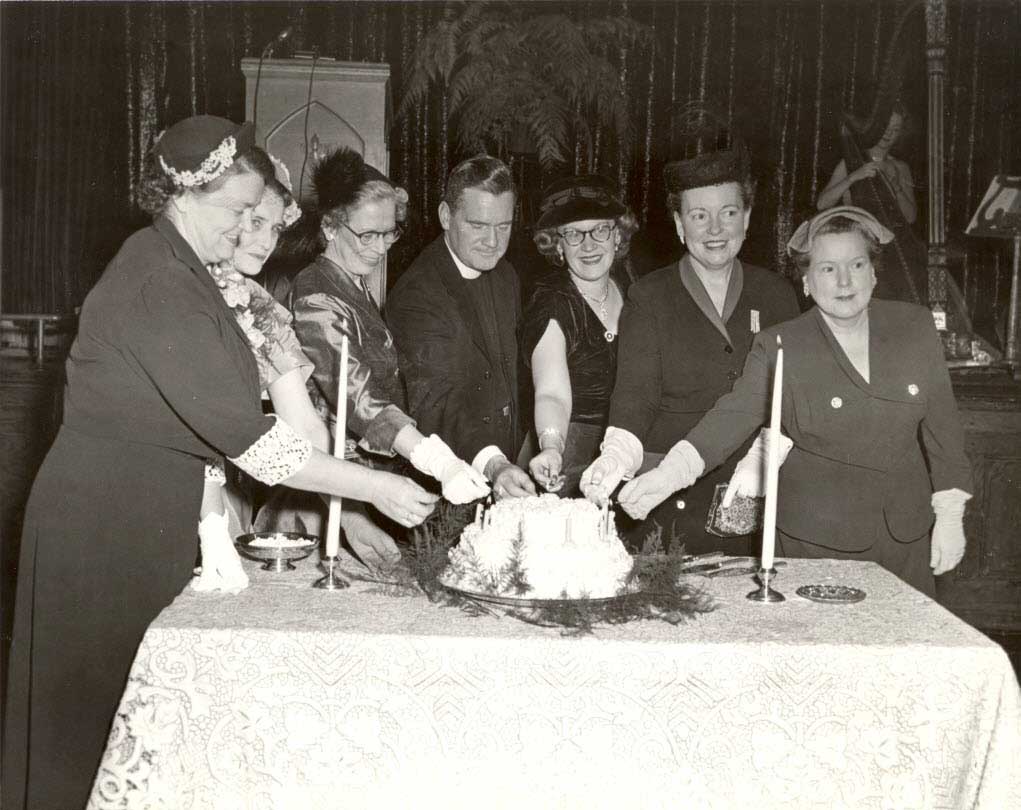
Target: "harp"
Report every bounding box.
[838,3,973,335]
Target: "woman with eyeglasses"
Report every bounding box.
[581,121,800,555]
[520,175,638,496]
[290,148,489,553]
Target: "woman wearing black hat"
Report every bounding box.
[581,123,800,555]
[2,116,438,810]
[290,148,490,554]
[519,175,638,496]
[618,207,972,593]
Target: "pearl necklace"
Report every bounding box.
[579,282,616,342]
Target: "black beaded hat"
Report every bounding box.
[663,105,751,195]
[312,147,392,214]
[536,174,626,230]
[154,115,255,188]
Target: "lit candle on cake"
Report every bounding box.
[325,335,349,558]
[761,335,783,570]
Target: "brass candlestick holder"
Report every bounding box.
[313,555,350,590]
[746,566,785,602]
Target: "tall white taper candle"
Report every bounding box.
[761,335,783,570]
[325,335,349,558]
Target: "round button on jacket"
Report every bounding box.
[830,397,843,409]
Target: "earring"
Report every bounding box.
[556,245,564,261]
[802,280,810,297]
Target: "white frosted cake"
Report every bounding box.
[441,494,634,599]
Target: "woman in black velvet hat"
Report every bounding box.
[519,175,638,496]
[580,118,800,555]
[2,116,437,810]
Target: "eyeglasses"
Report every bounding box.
[338,220,403,247]
[557,223,616,247]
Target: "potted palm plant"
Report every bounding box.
[396,1,653,171]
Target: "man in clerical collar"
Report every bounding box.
[387,155,535,500]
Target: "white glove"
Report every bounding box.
[410,434,490,504]
[580,427,644,505]
[722,428,794,507]
[930,488,971,575]
[618,439,705,520]
[192,510,249,593]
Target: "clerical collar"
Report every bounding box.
[444,236,482,280]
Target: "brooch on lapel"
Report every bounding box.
[907,384,919,396]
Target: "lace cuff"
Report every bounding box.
[229,415,313,485]
[204,458,227,485]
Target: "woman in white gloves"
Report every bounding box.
[289,148,490,550]
[580,113,799,554]
[610,206,971,595]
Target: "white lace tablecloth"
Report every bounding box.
[88,557,1021,810]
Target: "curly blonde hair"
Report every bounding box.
[533,210,640,267]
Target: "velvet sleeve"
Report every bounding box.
[520,287,578,368]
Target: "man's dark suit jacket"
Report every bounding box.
[385,235,523,464]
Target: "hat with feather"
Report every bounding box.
[312,147,391,215]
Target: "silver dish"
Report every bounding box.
[795,584,866,604]
[235,532,318,572]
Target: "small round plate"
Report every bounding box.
[796,584,866,604]
[440,583,635,609]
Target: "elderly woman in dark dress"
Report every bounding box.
[581,128,799,554]
[618,207,972,595]
[2,116,437,810]
[519,175,637,496]
[291,148,489,552]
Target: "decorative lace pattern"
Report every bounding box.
[158,135,236,188]
[229,415,311,485]
[88,558,1021,809]
[203,458,226,485]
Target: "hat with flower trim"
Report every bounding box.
[155,115,256,189]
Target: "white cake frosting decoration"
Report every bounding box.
[442,495,634,599]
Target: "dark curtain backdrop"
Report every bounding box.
[2,0,1018,341]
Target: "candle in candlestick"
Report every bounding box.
[325,335,349,558]
[761,335,783,570]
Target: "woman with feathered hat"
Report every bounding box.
[580,110,800,554]
[290,148,490,554]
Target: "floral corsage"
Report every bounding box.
[208,261,276,353]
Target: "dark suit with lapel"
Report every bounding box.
[610,258,800,553]
[686,301,972,558]
[385,235,523,464]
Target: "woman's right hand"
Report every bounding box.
[369,473,439,528]
[529,449,564,492]
[848,163,879,184]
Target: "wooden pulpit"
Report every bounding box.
[241,57,391,304]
